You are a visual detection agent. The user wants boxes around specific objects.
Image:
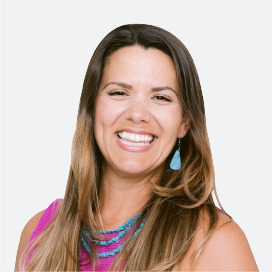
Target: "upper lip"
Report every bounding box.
[116,128,157,137]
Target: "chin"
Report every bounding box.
[114,160,151,176]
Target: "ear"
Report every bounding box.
[178,117,190,138]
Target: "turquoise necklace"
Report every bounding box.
[81,213,146,258]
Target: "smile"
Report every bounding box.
[116,131,156,146]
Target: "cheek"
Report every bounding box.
[94,96,123,138]
[153,105,182,136]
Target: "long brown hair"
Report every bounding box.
[21,24,231,271]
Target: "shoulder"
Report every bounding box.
[180,208,258,271]
[19,210,45,248]
[14,210,45,271]
[14,199,62,271]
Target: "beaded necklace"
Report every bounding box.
[81,213,146,258]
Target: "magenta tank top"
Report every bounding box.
[28,199,126,271]
[28,199,224,271]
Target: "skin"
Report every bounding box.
[15,46,258,271]
[181,210,259,271]
[14,210,45,271]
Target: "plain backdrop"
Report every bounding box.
[1,1,272,271]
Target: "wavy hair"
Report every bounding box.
[20,24,231,271]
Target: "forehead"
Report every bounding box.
[101,45,178,88]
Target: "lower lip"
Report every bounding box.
[116,134,157,152]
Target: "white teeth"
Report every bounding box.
[117,131,155,143]
[135,135,141,142]
[120,138,149,146]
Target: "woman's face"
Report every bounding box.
[95,45,188,177]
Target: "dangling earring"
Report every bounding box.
[170,137,182,170]
[93,145,96,161]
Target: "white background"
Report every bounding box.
[1,1,272,271]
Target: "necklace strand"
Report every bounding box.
[83,213,141,246]
[81,213,146,258]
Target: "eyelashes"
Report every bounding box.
[108,91,172,103]
[153,95,171,102]
[108,91,127,96]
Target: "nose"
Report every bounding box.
[125,97,151,124]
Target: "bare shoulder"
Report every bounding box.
[14,210,45,271]
[180,209,258,271]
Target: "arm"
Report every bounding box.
[14,210,45,271]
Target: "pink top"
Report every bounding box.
[28,199,126,271]
[28,199,224,271]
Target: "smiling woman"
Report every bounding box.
[95,46,185,176]
[15,24,258,271]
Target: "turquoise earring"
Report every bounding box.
[170,138,182,170]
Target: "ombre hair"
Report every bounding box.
[21,24,231,271]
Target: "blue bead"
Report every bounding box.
[105,242,108,246]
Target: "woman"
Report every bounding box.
[15,24,258,271]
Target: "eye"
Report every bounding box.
[153,95,172,102]
[108,91,128,96]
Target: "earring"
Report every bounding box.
[170,138,182,170]
[93,145,96,161]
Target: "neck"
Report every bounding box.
[97,166,162,230]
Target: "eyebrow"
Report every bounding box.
[103,82,177,95]
[103,82,132,90]
[151,86,177,95]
